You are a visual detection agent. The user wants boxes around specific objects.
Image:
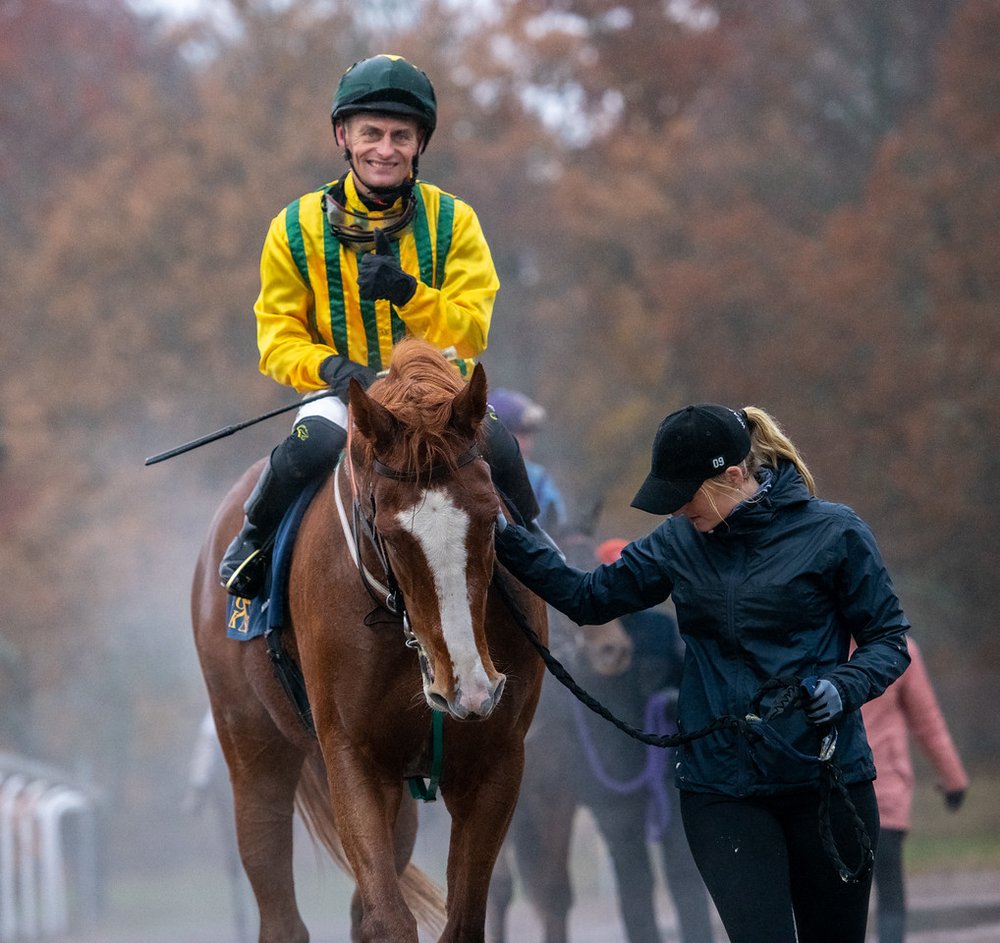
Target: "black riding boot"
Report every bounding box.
[482,414,563,557]
[219,416,347,599]
[218,459,303,599]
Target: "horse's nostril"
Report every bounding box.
[493,674,507,704]
[427,692,450,713]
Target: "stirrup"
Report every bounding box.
[223,548,268,599]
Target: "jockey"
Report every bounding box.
[221,54,543,598]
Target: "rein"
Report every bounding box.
[490,570,873,884]
[332,458,445,798]
[331,423,869,879]
[333,462,401,613]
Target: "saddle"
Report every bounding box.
[226,480,323,734]
[226,479,322,642]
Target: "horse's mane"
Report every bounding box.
[362,338,473,475]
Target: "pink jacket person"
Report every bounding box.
[860,638,969,831]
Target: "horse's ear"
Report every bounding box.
[449,363,488,439]
[348,377,401,453]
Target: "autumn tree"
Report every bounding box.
[3,0,997,866]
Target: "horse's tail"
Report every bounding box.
[295,752,448,936]
[399,861,448,938]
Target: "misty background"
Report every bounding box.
[1,0,998,938]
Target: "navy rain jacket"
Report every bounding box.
[496,461,911,797]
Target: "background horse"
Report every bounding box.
[192,339,547,943]
[486,530,716,943]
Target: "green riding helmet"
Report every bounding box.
[331,54,437,150]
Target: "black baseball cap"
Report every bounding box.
[631,404,751,514]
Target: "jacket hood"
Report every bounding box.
[717,460,812,534]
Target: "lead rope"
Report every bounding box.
[491,569,873,883]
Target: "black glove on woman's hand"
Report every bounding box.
[319,355,377,401]
[358,229,417,305]
[943,788,966,811]
[801,677,844,724]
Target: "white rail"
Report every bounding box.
[0,755,101,941]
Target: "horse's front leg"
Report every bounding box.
[440,750,525,943]
[325,750,419,943]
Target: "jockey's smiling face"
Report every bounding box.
[336,114,422,198]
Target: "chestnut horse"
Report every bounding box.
[191,339,547,943]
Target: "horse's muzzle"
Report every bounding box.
[426,672,506,720]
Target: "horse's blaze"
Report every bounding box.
[397,488,503,720]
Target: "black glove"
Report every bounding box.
[943,788,966,811]
[357,228,417,305]
[801,676,844,725]
[319,355,377,401]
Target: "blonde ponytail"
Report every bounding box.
[742,406,816,495]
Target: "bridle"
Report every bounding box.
[332,459,402,616]
[334,421,481,603]
[332,421,484,693]
[371,442,480,482]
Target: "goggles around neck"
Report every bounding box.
[324,178,416,252]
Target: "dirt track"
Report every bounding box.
[500,869,1000,943]
[69,867,1000,943]
[61,802,1000,943]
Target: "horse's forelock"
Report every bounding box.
[365,340,473,474]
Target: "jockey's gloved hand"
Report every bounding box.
[358,229,417,305]
[801,677,843,725]
[320,355,377,401]
[495,509,509,534]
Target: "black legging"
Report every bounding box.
[480,412,540,524]
[680,782,879,943]
[872,827,906,943]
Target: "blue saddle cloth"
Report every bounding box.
[225,478,323,641]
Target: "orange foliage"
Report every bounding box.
[1,0,997,864]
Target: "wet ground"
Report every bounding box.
[66,865,1000,943]
[59,801,1000,943]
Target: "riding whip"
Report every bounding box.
[143,389,336,466]
[144,347,459,466]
